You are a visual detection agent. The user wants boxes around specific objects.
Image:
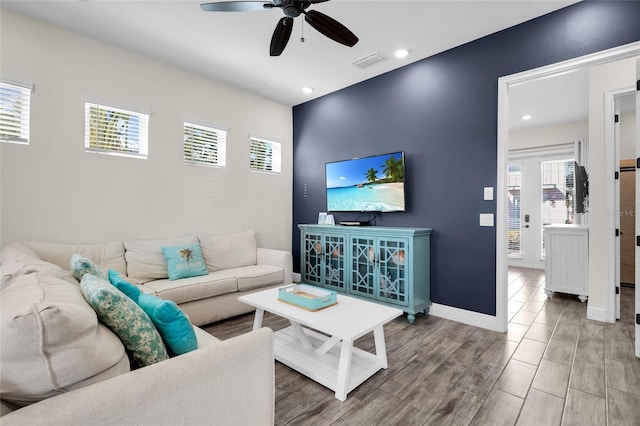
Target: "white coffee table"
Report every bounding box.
[238,286,402,401]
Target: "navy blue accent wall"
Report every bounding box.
[292,1,640,316]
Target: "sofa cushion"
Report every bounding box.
[80,274,169,368]
[70,253,109,282]
[193,326,220,348]
[161,243,209,281]
[17,241,126,275]
[199,230,257,272]
[141,273,238,305]
[0,262,129,407]
[0,242,39,263]
[214,265,285,291]
[124,236,197,282]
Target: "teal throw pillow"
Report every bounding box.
[80,273,168,367]
[70,253,108,282]
[108,269,142,301]
[137,294,198,356]
[161,243,209,281]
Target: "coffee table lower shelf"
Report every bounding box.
[274,325,386,401]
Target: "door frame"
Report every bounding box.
[496,41,640,332]
[610,89,636,320]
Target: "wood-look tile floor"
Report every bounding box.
[203,268,640,425]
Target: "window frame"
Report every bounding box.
[249,135,281,174]
[183,121,227,168]
[0,79,32,145]
[84,101,149,159]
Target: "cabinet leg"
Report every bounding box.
[578,295,588,303]
[544,290,553,298]
[407,314,415,324]
[423,307,430,315]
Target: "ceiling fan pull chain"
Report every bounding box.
[300,18,305,43]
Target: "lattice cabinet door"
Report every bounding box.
[349,236,376,299]
[323,234,346,291]
[302,232,324,286]
[377,238,409,306]
[298,224,432,324]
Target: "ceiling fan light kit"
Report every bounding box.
[200,0,359,56]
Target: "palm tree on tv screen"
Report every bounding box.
[382,156,404,182]
[365,168,378,183]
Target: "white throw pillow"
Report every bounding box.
[18,241,126,275]
[198,230,257,272]
[124,236,198,282]
[0,261,129,406]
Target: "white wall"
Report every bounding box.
[620,111,636,160]
[509,119,588,151]
[0,10,293,250]
[587,57,637,315]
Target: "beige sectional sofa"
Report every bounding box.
[0,230,290,424]
[6,230,293,326]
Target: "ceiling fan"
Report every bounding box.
[200,0,359,56]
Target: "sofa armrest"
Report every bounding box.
[1,328,275,426]
[257,247,292,284]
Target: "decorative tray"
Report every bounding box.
[278,284,338,312]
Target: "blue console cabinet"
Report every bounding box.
[298,225,432,323]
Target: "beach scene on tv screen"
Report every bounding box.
[326,152,405,212]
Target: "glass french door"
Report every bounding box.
[508,154,576,269]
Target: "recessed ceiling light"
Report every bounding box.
[394,49,409,59]
[522,114,532,121]
[302,87,314,94]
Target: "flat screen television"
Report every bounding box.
[325,151,406,212]
[574,161,589,214]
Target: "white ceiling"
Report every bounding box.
[509,68,589,131]
[2,0,579,107]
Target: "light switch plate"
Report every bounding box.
[480,213,494,227]
[484,187,494,201]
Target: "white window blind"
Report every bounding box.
[0,80,32,145]
[249,136,281,173]
[183,122,226,167]
[507,163,522,256]
[540,159,575,258]
[84,102,149,158]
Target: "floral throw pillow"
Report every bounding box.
[70,253,108,282]
[80,273,168,367]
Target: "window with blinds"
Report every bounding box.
[84,102,149,158]
[0,80,32,145]
[540,159,575,257]
[507,163,522,256]
[183,122,226,167]
[249,136,281,173]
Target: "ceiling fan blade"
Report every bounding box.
[304,10,358,47]
[270,17,294,56]
[308,0,330,3]
[200,1,274,12]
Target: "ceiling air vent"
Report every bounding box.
[352,51,387,69]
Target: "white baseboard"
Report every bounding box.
[587,305,609,323]
[292,272,301,283]
[429,303,500,332]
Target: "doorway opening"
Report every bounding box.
[496,42,640,339]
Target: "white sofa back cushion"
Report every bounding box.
[198,230,257,272]
[14,241,126,275]
[124,236,198,282]
[0,259,129,406]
